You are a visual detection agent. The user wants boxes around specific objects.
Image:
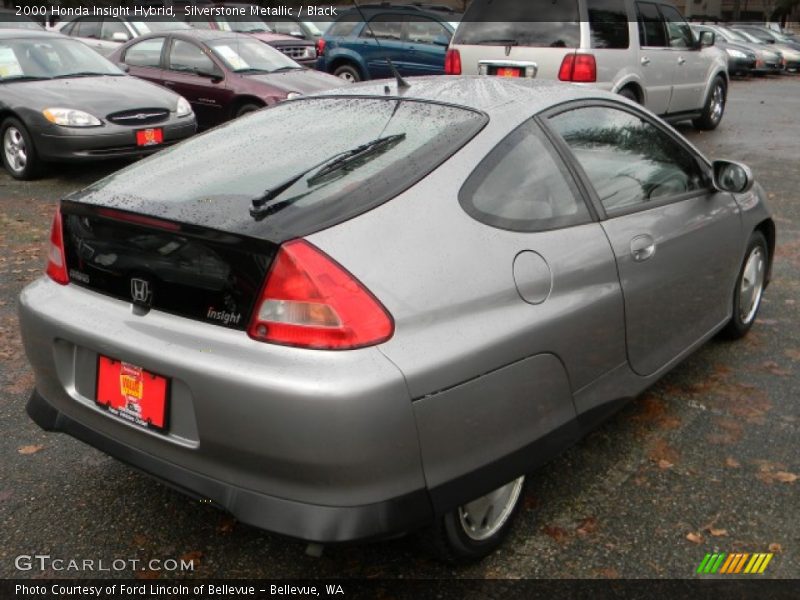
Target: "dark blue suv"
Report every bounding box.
[316,5,458,82]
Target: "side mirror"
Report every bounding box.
[713,160,754,194]
[698,31,715,48]
[111,32,130,43]
[116,62,130,73]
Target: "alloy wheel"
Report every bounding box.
[457,476,525,541]
[4,127,27,173]
[739,246,765,325]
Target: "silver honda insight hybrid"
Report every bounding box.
[19,77,774,562]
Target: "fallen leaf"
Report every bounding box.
[761,361,791,376]
[725,457,741,468]
[708,528,728,537]
[576,517,598,536]
[686,532,704,544]
[774,471,798,483]
[648,438,680,465]
[216,516,236,534]
[657,459,674,470]
[18,445,44,455]
[785,349,800,362]
[768,543,782,553]
[542,525,569,543]
[180,550,203,567]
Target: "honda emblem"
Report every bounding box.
[130,278,153,306]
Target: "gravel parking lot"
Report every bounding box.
[0,77,798,580]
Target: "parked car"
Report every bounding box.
[730,24,800,67]
[448,0,729,130]
[0,8,45,30]
[695,24,783,75]
[20,76,774,562]
[316,5,456,82]
[689,24,756,76]
[183,4,317,67]
[109,29,344,129]
[0,31,196,179]
[261,18,329,42]
[53,15,192,56]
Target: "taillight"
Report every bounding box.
[444,48,461,75]
[46,205,69,285]
[316,38,326,57]
[248,240,393,350]
[558,53,597,82]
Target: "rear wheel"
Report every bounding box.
[693,76,727,130]
[618,87,639,103]
[429,475,525,564]
[235,103,262,118]
[333,64,361,83]
[2,118,40,180]
[721,231,768,340]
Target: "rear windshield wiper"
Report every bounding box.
[470,39,519,46]
[250,133,406,219]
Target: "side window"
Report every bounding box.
[658,5,693,49]
[100,19,130,42]
[168,40,215,74]
[75,19,101,39]
[124,37,165,67]
[360,15,403,41]
[406,17,449,45]
[460,120,591,232]
[636,2,667,47]
[549,105,706,214]
[327,20,360,38]
[587,0,630,49]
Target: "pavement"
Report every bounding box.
[0,77,797,581]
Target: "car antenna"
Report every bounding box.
[352,0,410,90]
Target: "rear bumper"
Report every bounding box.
[27,389,431,542]
[19,277,431,542]
[34,119,196,162]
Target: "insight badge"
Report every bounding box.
[696,552,774,574]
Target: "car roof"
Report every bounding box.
[312,76,621,118]
[0,29,57,40]
[158,28,251,42]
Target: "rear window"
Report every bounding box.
[73,98,487,241]
[588,0,630,49]
[453,0,580,48]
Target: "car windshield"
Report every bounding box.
[734,29,766,44]
[129,19,192,35]
[0,37,123,81]
[214,17,271,33]
[208,38,298,72]
[716,27,747,43]
[77,97,487,238]
[454,0,580,47]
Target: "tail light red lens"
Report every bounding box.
[46,205,69,285]
[444,48,461,75]
[316,38,326,57]
[248,240,394,350]
[558,53,597,82]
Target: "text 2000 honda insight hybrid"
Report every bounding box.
[20,77,774,562]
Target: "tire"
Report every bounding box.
[721,231,768,340]
[618,87,639,103]
[235,103,262,118]
[1,117,40,180]
[692,76,727,131]
[428,475,525,564]
[333,64,361,83]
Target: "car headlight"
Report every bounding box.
[286,92,303,100]
[176,96,193,118]
[726,48,747,59]
[42,108,101,127]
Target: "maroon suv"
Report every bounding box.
[110,30,345,129]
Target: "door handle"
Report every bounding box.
[641,56,650,66]
[678,56,686,65]
[630,235,656,262]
